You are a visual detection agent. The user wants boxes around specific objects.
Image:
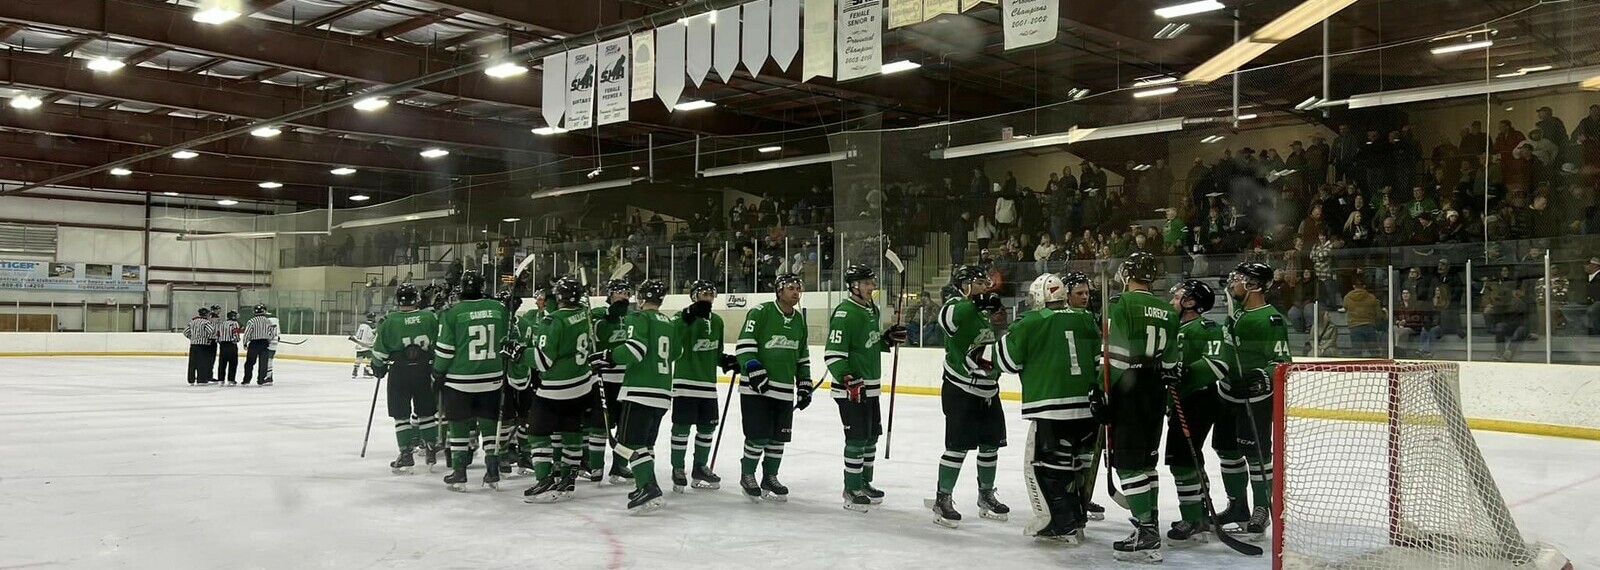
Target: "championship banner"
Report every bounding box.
[630,31,655,102]
[924,0,958,18]
[836,0,882,82]
[742,0,771,77]
[597,37,630,125]
[802,0,834,81]
[713,6,741,83]
[771,0,800,71]
[565,46,597,129]
[0,260,146,292]
[961,0,996,10]
[656,21,687,109]
[1001,0,1057,50]
[686,12,713,87]
[541,53,567,128]
[889,0,923,29]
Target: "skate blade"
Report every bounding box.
[980,510,1010,522]
[931,516,960,529]
[1111,550,1164,564]
[743,492,763,504]
[483,481,500,491]
[517,468,535,476]
[524,492,572,504]
[760,492,788,503]
[1034,533,1084,547]
[868,496,884,505]
[447,483,467,492]
[1088,512,1106,521]
[672,484,687,494]
[692,480,721,490]
[609,476,634,485]
[391,467,414,475]
[1165,535,1209,549]
[843,502,871,513]
[628,498,665,516]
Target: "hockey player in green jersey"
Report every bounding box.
[1223,261,1292,541]
[929,264,1010,529]
[371,283,441,475]
[1105,252,1181,562]
[586,279,634,483]
[494,290,535,476]
[596,279,678,514]
[825,264,909,512]
[997,272,1103,545]
[669,280,741,492]
[1163,279,1242,546]
[734,272,812,503]
[518,276,596,503]
[432,271,510,492]
[506,288,551,476]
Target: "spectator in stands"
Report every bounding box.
[1461,121,1489,158]
[1408,211,1442,246]
[1081,161,1107,191]
[1314,303,1339,356]
[1187,157,1210,215]
[1504,144,1542,194]
[951,211,973,265]
[1584,257,1600,335]
[1394,288,1437,357]
[1343,278,1383,356]
[1521,128,1560,173]
[1311,231,1340,311]
[1488,287,1531,361]
[1494,119,1526,169]
[969,168,991,214]
[1396,125,1423,187]
[1307,133,1331,187]
[1033,233,1057,273]
[972,214,997,253]
[994,187,1018,240]
[1333,124,1362,184]
[1536,106,1569,149]
[1575,105,1600,155]
[1372,216,1406,250]
[729,198,747,231]
[1343,208,1372,249]
[1359,129,1392,191]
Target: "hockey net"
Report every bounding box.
[1273,361,1571,570]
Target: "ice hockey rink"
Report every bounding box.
[2,356,1596,569]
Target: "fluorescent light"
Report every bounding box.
[109,167,132,176]
[485,61,528,78]
[1067,88,1091,100]
[1518,65,1553,73]
[881,60,922,75]
[1155,0,1224,18]
[330,167,357,175]
[334,208,455,230]
[1236,113,1258,120]
[87,58,125,72]
[1184,0,1359,83]
[171,150,199,159]
[419,148,449,158]
[1133,76,1178,87]
[502,217,522,223]
[353,97,389,111]
[700,151,857,178]
[1133,86,1179,98]
[1347,64,1600,109]
[1133,164,1152,171]
[9,95,42,110]
[1430,40,1493,55]
[250,126,281,138]
[1154,22,1191,39]
[674,100,717,111]
[530,178,646,199]
[532,126,568,135]
[758,146,783,153]
[192,7,240,24]
[631,165,642,171]
[258,181,282,189]
[931,117,1186,160]
[217,199,239,206]
[1294,95,1322,110]
[177,231,274,241]
[1496,71,1525,79]
[1583,76,1600,91]
[348,194,370,202]
[1201,134,1225,144]
[163,191,179,196]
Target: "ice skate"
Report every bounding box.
[497,455,513,474]
[390,449,415,475]
[760,475,789,503]
[444,467,468,492]
[861,482,885,504]
[925,492,962,528]
[978,488,1011,521]
[1087,500,1106,521]
[523,476,568,503]
[422,442,440,472]
[843,489,873,513]
[608,463,635,485]
[627,482,665,515]
[1166,520,1210,548]
[483,457,501,490]
[516,452,534,476]
[1112,519,1163,564]
[1243,506,1269,543]
[226,379,237,386]
[1217,498,1249,533]
[739,474,763,503]
[671,468,688,493]
[691,464,722,490]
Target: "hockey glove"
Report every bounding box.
[685,300,713,324]
[973,293,1004,314]
[1160,363,1186,387]
[1243,368,1272,398]
[431,369,448,393]
[744,360,770,394]
[371,363,388,380]
[499,339,525,362]
[795,379,814,410]
[1088,387,1110,424]
[719,353,740,374]
[884,325,909,346]
[965,345,994,373]
[606,300,629,322]
[840,374,864,403]
[587,349,615,373]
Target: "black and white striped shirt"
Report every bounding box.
[243,316,276,342]
[184,317,216,345]
[216,319,240,343]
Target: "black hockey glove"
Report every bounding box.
[499,338,525,362]
[973,293,1004,313]
[371,363,388,380]
[884,325,909,346]
[719,353,740,374]
[685,300,713,324]
[1088,387,1110,424]
[1160,363,1186,387]
[431,369,448,393]
[840,374,864,403]
[744,360,769,394]
[965,345,994,373]
[795,379,814,410]
[606,300,629,322]
[1242,368,1272,398]
[587,349,615,373]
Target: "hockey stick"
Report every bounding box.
[276,338,307,346]
[1166,382,1263,556]
[709,369,739,472]
[359,376,382,457]
[1094,300,1130,510]
[883,248,907,460]
[1222,286,1276,533]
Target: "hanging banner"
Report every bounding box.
[656,21,687,109]
[0,260,146,292]
[802,0,834,81]
[686,13,713,87]
[596,37,630,125]
[889,0,923,28]
[742,0,771,77]
[961,0,996,11]
[565,46,597,130]
[836,0,882,82]
[541,53,567,128]
[630,31,655,102]
[714,6,741,83]
[771,0,800,71]
[1001,0,1056,50]
[924,0,958,18]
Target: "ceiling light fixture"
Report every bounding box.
[700,151,857,178]
[881,60,922,75]
[163,191,179,196]
[1067,88,1091,100]
[87,58,126,72]
[674,100,717,111]
[1154,22,1191,40]
[930,117,1188,160]
[353,97,389,111]
[216,199,239,206]
[530,177,645,199]
[1430,39,1493,55]
[485,61,528,79]
[171,150,199,159]
[532,126,569,136]
[1201,134,1226,144]
[109,167,132,176]
[250,126,281,138]
[1133,86,1179,98]
[1518,65,1553,73]
[1235,113,1258,120]
[1184,0,1359,83]
[1295,95,1323,110]
[9,95,42,110]
[502,217,522,223]
[420,148,449,158]
[1583,76,1600,91]
[330,167,357,175]
[192,6,241,25]
[1347,64,1600,108]
[348,194,370,202]
[258,181,282,189]
[1133,76,1178,88]
[758,146,783,153]
[334,208,455,230]
[1155,0,1225,19]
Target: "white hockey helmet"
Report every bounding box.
[1028,272,1069,307]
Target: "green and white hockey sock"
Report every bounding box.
[477,418,499,459]
[529,435,554,479]
[631,447,656,488]
[938,449,968,494]
[862,441,878,484]
[1116,468,1160,523]
[393,418,418,451]
[976,446,1000,490]
[1171,466,1204,523]
[1248,456,1273,508]
[585,429,607,470]
[559,431,584,476]
[693,425,715,469]
[417,415,439,450]
[448,422,473,468]
[1218,452,1249,504]
[741,438,768,476]
[669,424,692,470]
[762,443,785,477]
[496,422,516,458]
[843,440,867,491]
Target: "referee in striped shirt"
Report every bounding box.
[184,307,217,386]
[242,305,278,386]
[215,310,242,385]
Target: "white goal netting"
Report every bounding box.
[1275,361,1570,570]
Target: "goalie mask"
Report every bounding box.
[1028,273,1068,307]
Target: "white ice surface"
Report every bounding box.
[0,357,1595,569]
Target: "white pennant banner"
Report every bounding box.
[742,0,770,77]
[541,53,567,129]
[923,0,958,19]
[1001,0,1057,50]
[771,0,800,71]
[686,13,713,87]
[655,21,686,110]
[836,0,882,82]
[630,31,655,102]
[596,37,630,125]
[802,0,834,81]
[889,0,923,29]
[565,46,597,130]
[960,0,996,11]
[713,6,741,83]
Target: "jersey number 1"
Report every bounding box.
[1063,331,1083,375]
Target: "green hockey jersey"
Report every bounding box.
[371,308,438,368]
[1105,289,1180,385]
[524,306,596,401]
[591,306,630,384]
[506,308,550,389]
[1224,304,1292,403]
[938,295,998,398]
[432,298,508,393]
[996,307,1101,420]
[615,309,679,410]
[671,311,725,400]
[1173,317,1233,399]
[824,298,889,399]
[734,301,811,402]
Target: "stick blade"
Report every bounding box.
[609,262,633,282]
[884,249,905,274]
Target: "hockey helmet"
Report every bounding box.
[1028,273,1069,307]
[497,289,523,313]
[688,280,717,298]
[1118,252,1161,284]
[1171,279,1217,314]
[459,270,486,300]
[1229,261,1275,293]
[637,279,668,304]
[553,275,587,306]
[952,265,989,289]
[198,307,211,317]
[210,304,221,314]
[395,283,420,307]
[1061,271,1092,292]
[530,287,548,301]
[773,272,804,293]
[605,279,633,297]
[226,310,238,321]
[365,312,376,323]
[253,303,268,315]
[844,263,877,285]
